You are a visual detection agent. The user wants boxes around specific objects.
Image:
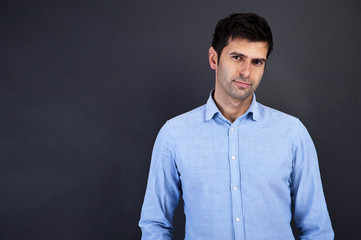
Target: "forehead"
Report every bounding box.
[223,38,268,58]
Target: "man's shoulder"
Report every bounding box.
[167,104,206,126]
[256,102,311,142]
[258,102,300,126]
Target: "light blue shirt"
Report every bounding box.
[139,92,334,240]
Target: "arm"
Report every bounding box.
[290,120,334,240]
[139,122,181,240]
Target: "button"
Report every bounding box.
[230,127,234,132]
[235,217,240,222]
[231,156,236,160]
[233,186,238,190]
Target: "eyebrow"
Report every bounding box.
[229,52,267,62]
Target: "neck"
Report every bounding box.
[213,90,253,123]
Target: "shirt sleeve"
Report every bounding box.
[139,122,181,240]
[290,120,334,240]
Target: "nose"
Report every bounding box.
[239,61,251,78]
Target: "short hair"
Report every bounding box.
[211,13,273,61]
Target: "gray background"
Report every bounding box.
[1,0,360,239]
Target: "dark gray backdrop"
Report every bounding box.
[1,0,360,239]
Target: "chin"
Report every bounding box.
[230,91,252,101]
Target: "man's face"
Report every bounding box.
[209,38,268,102]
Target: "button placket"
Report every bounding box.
[229,124,244,237]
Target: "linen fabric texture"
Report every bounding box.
[139,92,334,240]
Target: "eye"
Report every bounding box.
[232,56,242,60]
[253,60,265,66]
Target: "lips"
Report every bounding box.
[234,81,251,88]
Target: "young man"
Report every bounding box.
[139,13,334,240]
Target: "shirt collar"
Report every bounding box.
[205,89,260,122]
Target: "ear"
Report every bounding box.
[208,47,218,70]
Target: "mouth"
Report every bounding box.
[233,80,251,88]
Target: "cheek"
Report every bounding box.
[217,65,232,81]
[251,69,264,82]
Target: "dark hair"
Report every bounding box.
[211,13,273,61]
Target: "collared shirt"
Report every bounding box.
[139,92,334,240]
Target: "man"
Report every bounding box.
[139,13,334,239]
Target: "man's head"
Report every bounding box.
[209,13,273,105]
[211,13,273,62]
